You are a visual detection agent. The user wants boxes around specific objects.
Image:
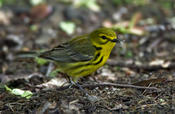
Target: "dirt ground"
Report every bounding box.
[0,0,175,113]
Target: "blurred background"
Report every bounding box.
[1,0,175,78]
[0,0,175,113]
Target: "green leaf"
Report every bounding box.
[21,91,33,99]
[30,0,45,5]
[4,85,12,92]
[30,25,39,31]
[5,85,33,99]
[84,0,100,12]
[126,50,133,58]
[35,57,48,65]
[59,21,76,35]
[0,0,4,7]
[73,0,100,12]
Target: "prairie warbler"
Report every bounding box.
[19,28,118,82]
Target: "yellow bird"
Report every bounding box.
[19,28,118,83]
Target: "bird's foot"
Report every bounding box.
[70,80,99,102]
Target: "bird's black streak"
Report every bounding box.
[70,52,102,75]
[92,56,104,65]
[93,45,102,50]
[93,52,100,61]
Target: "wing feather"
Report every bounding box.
[39,35,95,63]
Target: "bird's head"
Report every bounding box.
[89,28,118,48]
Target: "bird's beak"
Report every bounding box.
[111,38,119,43]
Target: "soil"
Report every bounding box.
[0,0,175,113]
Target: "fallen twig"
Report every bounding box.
[81,82,159,90]
[107,60,175,71]
[56,82,159,91]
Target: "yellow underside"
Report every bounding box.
[56,42,115,82]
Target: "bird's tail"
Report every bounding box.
[15,51,40,58]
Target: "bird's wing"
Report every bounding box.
[39,35,95,62]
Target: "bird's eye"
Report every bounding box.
[101,36,107,39]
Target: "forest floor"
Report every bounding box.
[0,1,175,113]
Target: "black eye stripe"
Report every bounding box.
[101,36,107,39]
[100,35,117,43]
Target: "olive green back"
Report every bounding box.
[39,34,95,63]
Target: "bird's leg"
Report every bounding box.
[68,77,89,96]
[46,62,54,76]
[68,77,74,88]
[69,77,98,102]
